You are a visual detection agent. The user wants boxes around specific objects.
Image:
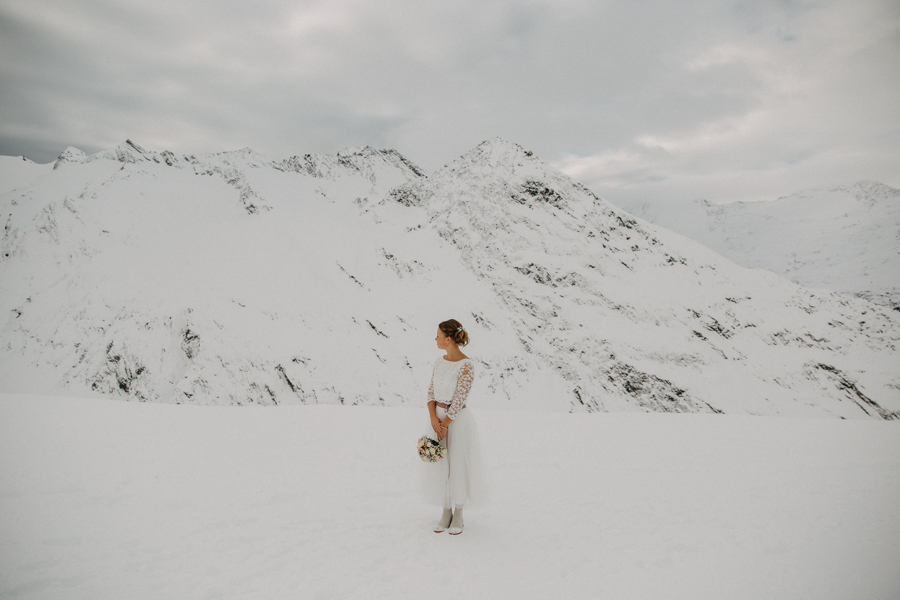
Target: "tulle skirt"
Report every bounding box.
[419,406,489,509]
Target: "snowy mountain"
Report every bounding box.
[0,138,898,418]
[616,183,900,309]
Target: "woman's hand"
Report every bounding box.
[437,422,449,441]
[431,415,442,436]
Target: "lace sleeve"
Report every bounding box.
[447,361,474,420]
[427,362,436,405]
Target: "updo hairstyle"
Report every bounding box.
[439,319,469,347]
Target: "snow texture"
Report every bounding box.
[1,393,898,600]
[617,182,900,309]
[0,139,898,418]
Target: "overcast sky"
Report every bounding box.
[1,0,898,204]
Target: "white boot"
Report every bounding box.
[448,506,464,535]
[433,508,452,533]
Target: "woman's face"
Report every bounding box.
[435,328,452,350]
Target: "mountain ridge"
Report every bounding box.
[376,139,899,417]
[617,181,900,309]
[1,138,897,418]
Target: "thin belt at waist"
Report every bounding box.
[436,402,466,411]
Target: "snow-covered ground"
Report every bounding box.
[1,393,898,600]
[617,182,900,309]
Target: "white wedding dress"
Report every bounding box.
[419,356,489,509]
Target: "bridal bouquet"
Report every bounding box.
[417,434,447,463]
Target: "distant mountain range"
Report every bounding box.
[615,183,900,309]
[1,139,897,418]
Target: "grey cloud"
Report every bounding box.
[1,0,898,204]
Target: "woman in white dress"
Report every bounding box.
[421,319,488,535]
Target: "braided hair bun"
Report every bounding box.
[438,319,469,347]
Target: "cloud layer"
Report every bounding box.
[1,0,898,203]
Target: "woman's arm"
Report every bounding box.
[440,361,474,432]
[427,371,441,436]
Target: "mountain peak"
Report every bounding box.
[53,146,88,170]
[196,147,270,169]
[477,136,530,151]
[425,138,543,183]
[337,145,379,157]
[276,146,424,185]
[461,137,538,166]
[87,139,158,165]
[834,181,900,204]
[122,139,148,154]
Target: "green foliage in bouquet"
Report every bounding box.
[417,434,447,462]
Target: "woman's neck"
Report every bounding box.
[444,347,466,362]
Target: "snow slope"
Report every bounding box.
[0,155,51,196]
[1,393,898,600]
[379,140,900,417]
[0,139,898,418]
[617,183,900,308]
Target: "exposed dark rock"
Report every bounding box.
[812,364,899,420]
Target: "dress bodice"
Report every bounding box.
[427,357,475,420]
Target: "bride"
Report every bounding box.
[421,319,488,535]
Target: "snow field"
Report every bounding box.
[1,393,898,600]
